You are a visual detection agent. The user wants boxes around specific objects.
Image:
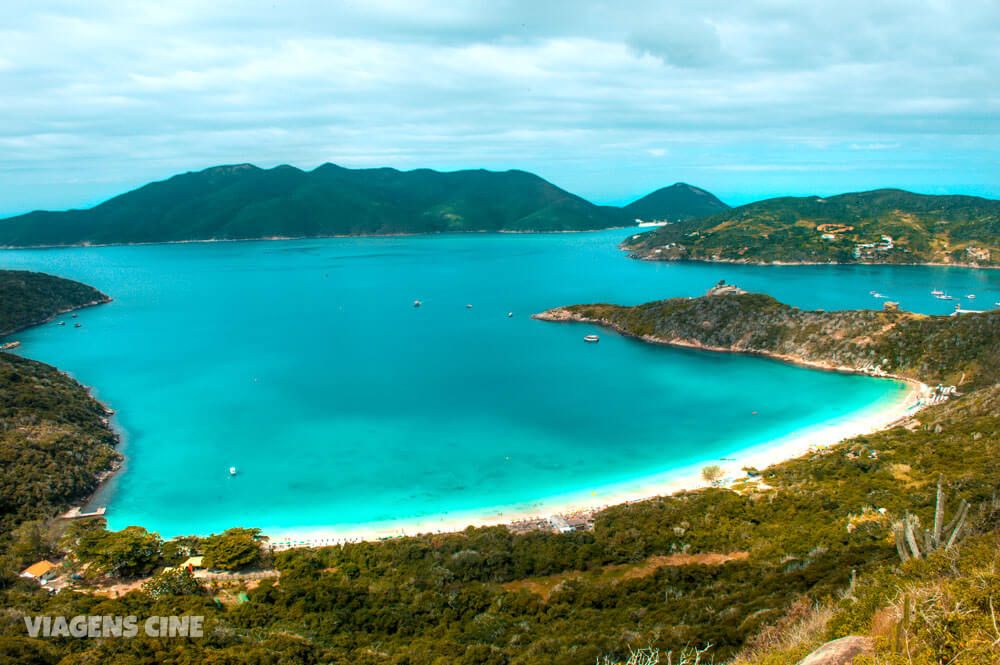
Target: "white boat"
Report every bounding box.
[229,467,237,476]
[967,294,976,299]
[584,335,599,343]
[413,300,421,307]
[507,312,513,317]
[57,321,65,326]
[466,304,472,308]
[931,289,944,295]
[872,292,885,299]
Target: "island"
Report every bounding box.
[0,164,726,247]
[624,188,1000,266]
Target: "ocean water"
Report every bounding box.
[2,229,996,538]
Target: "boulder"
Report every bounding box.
[796,636,872,665]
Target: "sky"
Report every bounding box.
[1,0,998,216]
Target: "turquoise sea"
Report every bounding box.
[2,229,998,538]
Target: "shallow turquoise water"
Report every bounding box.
[2,230,996,537]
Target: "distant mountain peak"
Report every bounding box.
[624,182,730,222]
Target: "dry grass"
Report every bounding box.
[502,551,749,600]
[729,598,834,665]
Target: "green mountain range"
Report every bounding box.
[0,164,726,247]
[623,182,729,222]
[624,188,1000,265]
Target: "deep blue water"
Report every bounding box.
[2,230,996,538]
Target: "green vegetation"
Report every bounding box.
[0,353,120,533]
[624,189,1000,265]
[0,164,636,246]
[2,273,999,663]
[0,269,109,335]
[3,378,999,663]
[623,183,729,223]
[536,291,1000,388]
[202,528,267,570]
[62,522,163,578]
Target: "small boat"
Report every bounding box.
[872,292,885,299]
[71,314,78,318]
[584,335,599,343]
[57,321,65,326]
[413,300,421,307]
[466,304,472,308]
[931,289,944,296]
[507,312,513,317]
[74,323,82,328]
[967,294,976,299]
[229,467,237,476]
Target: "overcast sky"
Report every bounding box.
[1,0,998,216]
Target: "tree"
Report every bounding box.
[203,528,267,570]
[701,465,724,485]
[142,568,204,599]
[69,525,162,577]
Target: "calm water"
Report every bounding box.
[2,230,996,538]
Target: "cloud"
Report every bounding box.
[0,0,997,215]
[626,17,723,68]
[848,143,901,150]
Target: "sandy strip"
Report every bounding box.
[266,379,929,550]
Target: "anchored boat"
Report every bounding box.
[584,335,599,343]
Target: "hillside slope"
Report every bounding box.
[0,164,637,246]
[623,189,1000,265]
[0,270,110,336]
[623,182,729,222]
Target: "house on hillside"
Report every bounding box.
[966,247,990,262]
[20,561,59,583]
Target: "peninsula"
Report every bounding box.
[533,286,1000,388]
[0,269,111,336]
[0,270,118,531]
[624,188,1000,266]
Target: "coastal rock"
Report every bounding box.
[705,280,747,297]
[796,636,872,665]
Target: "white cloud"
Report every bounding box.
[0,0,997,215]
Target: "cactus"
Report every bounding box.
[894,475,970,562]
[892,593,912,652]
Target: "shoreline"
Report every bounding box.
[0,295,112,338]
[0,226,635,251]
[264,379,925,549]
[620,250,998,271]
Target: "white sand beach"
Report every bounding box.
[267,378,930,550]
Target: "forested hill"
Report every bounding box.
[623,189,1000,265]
[0,164,637,246]
[0,270,119,532]
[535,289,1000,388]
[0,269,110,335]
[0,353,120,532]
[623,182,729,222]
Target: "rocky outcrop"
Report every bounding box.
[796,636,872,665]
